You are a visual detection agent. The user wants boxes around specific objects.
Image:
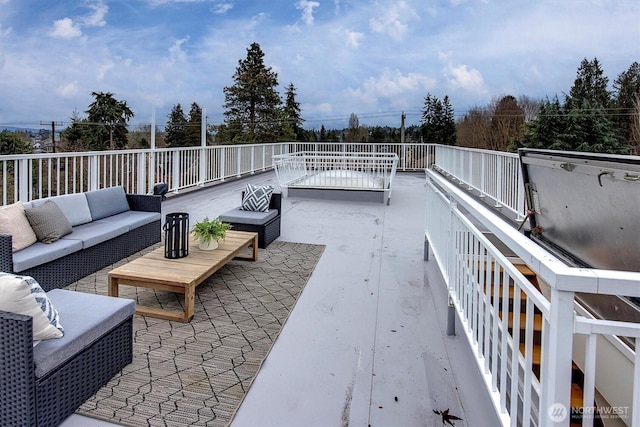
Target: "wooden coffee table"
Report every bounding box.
[108,230,258,322]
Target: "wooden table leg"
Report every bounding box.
[251,234,258,260]
[108,276,119,297]
[184,284,195,322]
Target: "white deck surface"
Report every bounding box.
[62,171,500,427]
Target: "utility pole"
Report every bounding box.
[400,111,406,144]
[40,121,63,152]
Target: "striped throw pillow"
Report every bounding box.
[241,184,274,212]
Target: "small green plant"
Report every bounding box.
[190,217,232,245]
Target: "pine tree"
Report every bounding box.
[613,62,640,148]
[0,130,33,154]
[86,91,134,150]
[223,42,282,143]
[165,104,188,147]
[283,83,304,141]
[442,96,457,145]
[421,93,456,145]
[187,102,203,146]
[566,58,611,109]
[522,97,568,150]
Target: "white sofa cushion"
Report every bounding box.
[0,273,64,341]
[0,202,37,251]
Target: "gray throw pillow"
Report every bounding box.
[24,200,73,243]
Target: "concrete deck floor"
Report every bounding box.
[62,171,500,427]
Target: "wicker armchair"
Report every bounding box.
[0,295,134,427]
[219,192,282,249]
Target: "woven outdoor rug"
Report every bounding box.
[67,240,325,427]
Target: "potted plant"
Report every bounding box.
[191,217,232,250]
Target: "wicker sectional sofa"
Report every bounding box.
[0,186,162,291]
[0,186,161,426]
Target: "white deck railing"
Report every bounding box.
[433,145,525,221]
[0,142,431,205]
[426,168,640,427]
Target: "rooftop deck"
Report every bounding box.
[62,170,500,426]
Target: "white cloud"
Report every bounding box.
[168,37,190,63]
[347,68,436,109]
[49,2,107,40]
[56,82,79,98]
[439,52,485,93]
[360,68,435,97]
[96,60,114,82]
[369,1,418,41]
[0,24,11,37]
[213,3,233,14]
[245,13,268,31]
[344,30,363,49]
[296,0,320,26]
[142,0,207,6]
[304,102,333,117]
[50,18,82,39]
[82,1,108,27]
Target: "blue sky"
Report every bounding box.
[0,0,638,130]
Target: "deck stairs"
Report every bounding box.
[484,262,604,427]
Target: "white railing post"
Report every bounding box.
[251,145,255,174]
[148,149,156,193]
[540,287,575,426]
[18,158,29,201]
[136,152,146,194]
[89,155,99,191]
[172,150,181,193]
[220,148,226,181]
[236,146,242,178]
[199,110,207,187]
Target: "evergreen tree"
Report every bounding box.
[370,126,385,142]
[187,102,203,146]
[566,58,611,109]
[522,97,569,150]
[61,109,105,151]
[283,83,304,141]
[165,104,188,147]
[613,62,640,148]
[523,58,627,154]
[442,96,456,145]
[319,125,327,142]
[223,42,282,143]
[86,91,134,150]
[421,93,456,145]
[0,130,32,155]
